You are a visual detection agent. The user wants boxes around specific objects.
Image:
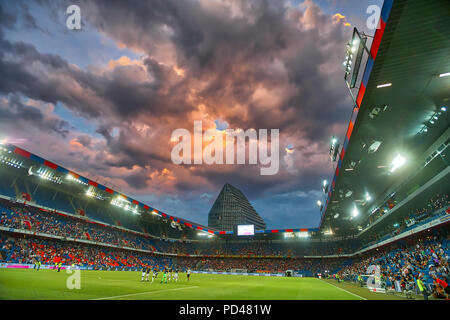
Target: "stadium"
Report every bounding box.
[0,0,449,304]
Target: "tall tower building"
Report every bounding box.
[208,183,266,231]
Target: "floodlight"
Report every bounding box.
[317,200,322,207]
[377,83,392,88]
[390,154,406,172]
[297,232,309,238]
[368,141,382,154]
[441,106,447,112]
[439,72,450,78]
[352,206,359,217]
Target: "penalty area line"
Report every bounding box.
[90,285,198,300]
[320,280,367,300]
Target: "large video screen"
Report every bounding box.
[237,224,254,236]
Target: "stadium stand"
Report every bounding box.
[0,164,449,302]
[0,233,171,271]
[337,230,449,299]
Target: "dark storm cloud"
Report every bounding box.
[64,0,352,131]
[0,94,71,137]
[185,158,330,202]
[0,37,102,118]
[74,134,92,147]
[0,39,187,120]
[122,171,151,189]
[0,0,351,147]
[100,127,172,169]
[101,59,194,118]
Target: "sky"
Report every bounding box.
[0,0,384,229]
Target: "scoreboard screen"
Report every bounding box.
[237,224,254,236]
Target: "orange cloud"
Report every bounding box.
[107,56,142,69]
[69,139,83,148]
[332,13,351,27]
[173,66,185,77]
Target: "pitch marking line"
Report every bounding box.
[320,280,367,300]
[90,286,199,300]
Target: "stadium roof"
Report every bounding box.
[319,0,450,234]
[0,143,217,235]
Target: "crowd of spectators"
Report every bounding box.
[0,234,172,270]
[0,199,358,257]
[0,232,349,275]
[152,239,355,257]
[1,217,449,301]
[1,194,449,296]
[405,193,449,226]
[1,195,448,260]
[337,230,449,300]
[172,256,352,275]
[363,193,449,247]
[0,199,157,251]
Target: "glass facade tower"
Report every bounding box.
[208,183,266,231]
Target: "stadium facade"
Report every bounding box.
[208,183,266,231]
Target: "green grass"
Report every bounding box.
[0,269,411,300]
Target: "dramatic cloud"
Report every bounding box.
[0,95,71,138]
[0,0,356,228]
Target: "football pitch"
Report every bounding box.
[0,269,411,300]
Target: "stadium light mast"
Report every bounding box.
[322,179,329,194]
[316,200,323,213]
[321,28,375,229]
[329,136,341,162]
[343,28,372,106]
